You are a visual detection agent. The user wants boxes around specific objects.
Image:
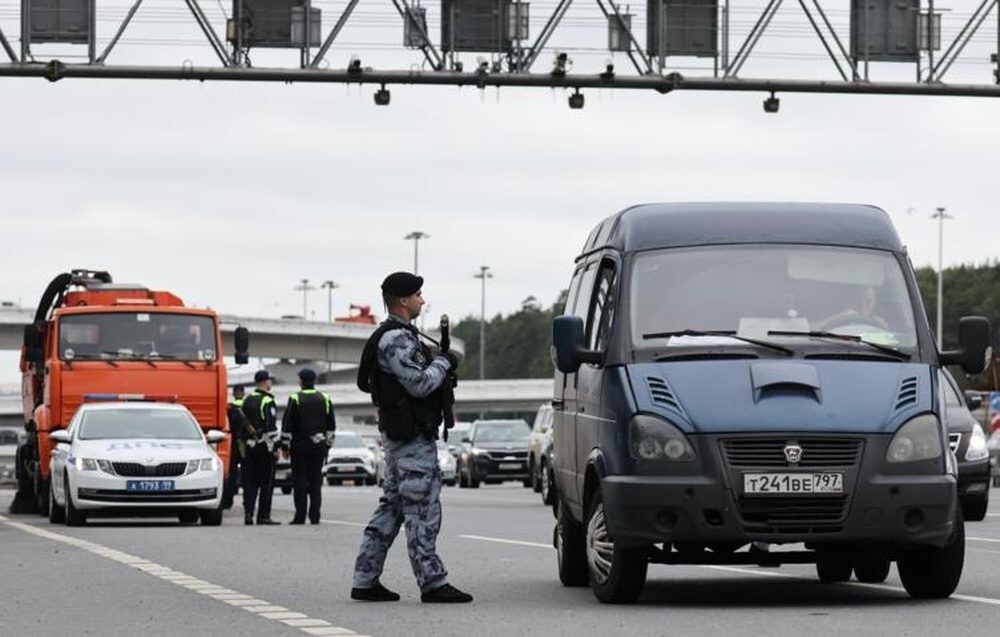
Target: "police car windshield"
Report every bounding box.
[59,312,217,362]
[474,422,530,443]
[631,244,918,355]
[332,432,364,448]
[78,409,203,440]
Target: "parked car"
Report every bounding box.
[457,419,532,488]
[940,372,990,520]
[438,440,458,486]
[551,203,989,603]
[528,404,554,492]
[0,427,23,484]
[323,431,377,485]
[48,401,225,526]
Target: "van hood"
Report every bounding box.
[627,360,932,434]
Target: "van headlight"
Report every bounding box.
[966,426,989,462]
[886,414,942,463]
[629,414,695,462]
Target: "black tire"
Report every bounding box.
[469,473,480,489]
[200,508,223,526]
[48,480,65,524]
[853,556,891,583]
[458,462,469,488]
[444,479,456,487]
[530,458,542,493]
[523,478,533,488]
[10,442,39,514]
[280,486,292,495]
[993,473,1000,488]
[962,495,989,522]
[178,511,199,525]
[64,476,86,527]
[541,460,557,507]
[36,475,50,517]
[326,475,337,486]
[365,476,376,486]
[898,509,965,599]
[556,499,589,587]
[816,556,853,583]
[585,489,648,603]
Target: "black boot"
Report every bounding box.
[421,583,473,604]
[244,512,254,525]
[351,581,401,602]
[289,517,305,525]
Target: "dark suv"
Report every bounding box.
[551,203,990,603]
[457,420,531,488]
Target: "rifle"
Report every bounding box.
[439,314,457,441]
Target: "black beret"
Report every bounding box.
[298,367,317,383]
[381,271,423,298]
[253,369,273,383]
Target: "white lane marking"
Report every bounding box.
[968,536,1000,543]
[0,515,362,635]
[321,519,366,527]
[459,532,1000,607]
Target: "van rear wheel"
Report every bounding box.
[556,500,588,587]
[585,489,648,603]
[898,509,964,599]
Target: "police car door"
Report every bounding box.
[553,260,596,511]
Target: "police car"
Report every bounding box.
[47,399,225,526]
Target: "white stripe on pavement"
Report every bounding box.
[0,515,367,636]
[968,536,1000,543]
[459,534,551,548]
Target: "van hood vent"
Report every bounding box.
[894,376,918,412]
[646,376,686,417]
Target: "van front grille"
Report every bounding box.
[722,438,863,468]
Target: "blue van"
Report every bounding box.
[551,203,991,603]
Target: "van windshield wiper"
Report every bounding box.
[767,330,911,361]
[643,329,794,357]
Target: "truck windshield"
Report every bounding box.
[58,313,217,362]
[630,245,918,354]
[78,409,203,440]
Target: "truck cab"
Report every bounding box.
[551,203,991,603]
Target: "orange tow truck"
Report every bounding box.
[11,270,249,514]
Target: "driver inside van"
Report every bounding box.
[814,285,890,332]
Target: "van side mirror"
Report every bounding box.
[940,316,992,374]
[553,315,602,374]
[234,326,250,365]
[964,390,984,412]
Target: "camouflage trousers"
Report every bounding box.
[352,434,448,592]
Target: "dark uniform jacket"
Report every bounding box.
[241,388,278,448]
[282,388,336,456]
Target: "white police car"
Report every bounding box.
[48,400,225,526]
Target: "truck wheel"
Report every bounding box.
[556,499,589,587]
[816,556,853,583]
[48,481,65,524]
[200,508,223,526]
[64,476,86,527]
[35,475,50,517]
[898,510,965,599]
[585,489,648,603]
[962,494,988,522]
[853,556,891,583]
[10,442,39,514]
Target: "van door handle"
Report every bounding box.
[551,399,565,410]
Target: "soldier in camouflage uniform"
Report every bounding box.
[351,272,473,604]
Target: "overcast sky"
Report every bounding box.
[0,0,997,385]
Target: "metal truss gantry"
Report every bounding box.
[0,0,999,102]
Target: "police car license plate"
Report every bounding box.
[126,480,175,492]
[499,462,521,470]
[743,473,843,494]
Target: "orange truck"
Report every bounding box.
[11,270,249,514]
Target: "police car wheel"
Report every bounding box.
[557,499,589,587]
[178,512,199,525]
[898,509,965,599]
[585,489,648,603]
[200,508,223,526]
[48,480,65,524]
[64,475,86,527]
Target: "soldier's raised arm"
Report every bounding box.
[378,329,453,398]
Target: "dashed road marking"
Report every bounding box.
[968,536,1000,543]
[458,534,550,548]
[321,519,366,528]
[0,515,368,636]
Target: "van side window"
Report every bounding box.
[587,261,617,351]
[940,371,963,408]
[571,263,598,321]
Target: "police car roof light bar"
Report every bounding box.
[83,393,179,403]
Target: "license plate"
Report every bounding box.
[336,466,356,473]
[743,473,843,494]
[126,480,175,492]
[499,462,522,470]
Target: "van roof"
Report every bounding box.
[579,203,903,258]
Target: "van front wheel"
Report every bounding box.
[585,489,648,603]
[898,509,965,599]
[556,500,588,587]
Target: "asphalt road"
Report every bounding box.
[3,483,1000,637]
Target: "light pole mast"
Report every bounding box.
[473,266,493,380]
[931,207,952,345]
[295,278,315,319]
[320,280,339,322]
[404,231,430,274]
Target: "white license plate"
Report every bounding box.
[336,466,356,473]
[126,480,175,492]
[499,462,522,470]
[743,473,843,494]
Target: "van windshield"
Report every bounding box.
[630,245,918,354]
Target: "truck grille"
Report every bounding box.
[111,462,187,477]
[738,495,849,529]
[722,438,863,468]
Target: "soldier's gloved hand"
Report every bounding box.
[246,439,257,448]
[441,351,460,371]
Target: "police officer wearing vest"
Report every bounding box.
[283,367,336,524]
[240,370,281,525]
[221,385,246,510]
[351,272,473,604]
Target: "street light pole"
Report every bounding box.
[294,278,315,319]
[473,266,493,380]
[404,231,430,274]
[931,207,952,345]
[320,280,339,322]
